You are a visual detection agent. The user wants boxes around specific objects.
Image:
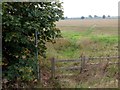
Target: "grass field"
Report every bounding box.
[40,19,118,88]
[46,19,118,59]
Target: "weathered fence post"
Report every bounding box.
[51,57,55,79]
[80,55,86,73]
[80,55,82,73]
[83,56,85,68]
[80,55,83,73]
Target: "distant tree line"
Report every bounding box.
[64,15,113,20]
[81,15,110,19]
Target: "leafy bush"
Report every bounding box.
[2,2,63,85]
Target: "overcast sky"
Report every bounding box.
[61,0,119,18]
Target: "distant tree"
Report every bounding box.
[65,16,68,19]
[89,15,92,18]
[108,15,110,18]
[103,15,106,19]
[94,15,98,18]
[81,16,85,19]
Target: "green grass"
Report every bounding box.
[91,35,118,44]
[61,30,82,42]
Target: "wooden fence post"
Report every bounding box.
[82,56,85,71]
[51,57,55,79]
[80,55,86,73]
[80,55,83,73]
[83,56,85,68]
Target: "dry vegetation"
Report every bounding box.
[56,19,118,27]
[56,19,118,35]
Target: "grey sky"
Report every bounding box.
[61,0,119,18]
